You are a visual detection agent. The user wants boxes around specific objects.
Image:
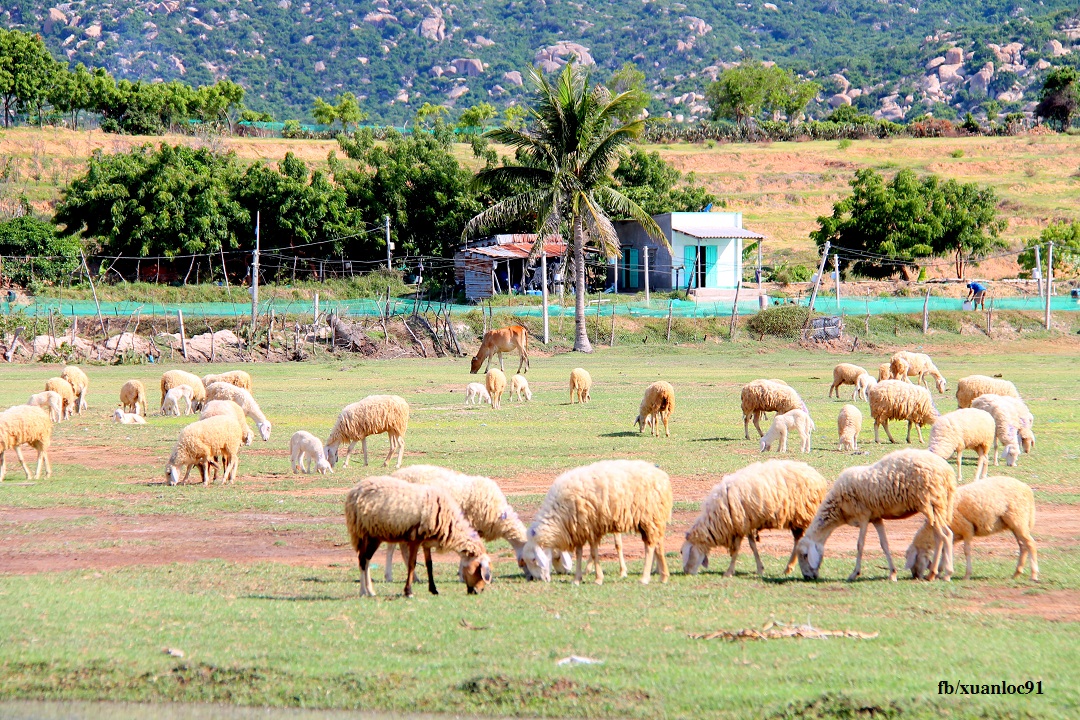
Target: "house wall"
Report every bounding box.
[614,212,746,290]
[612,214,674,290]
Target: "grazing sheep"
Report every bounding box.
[200,400,254,446]
[760,409,815,453]
[27,391,63,423]
[161,385,194,417]
[877,363,893,382]
[0,405,53,482]
[521,459,673,585]
[119,380,148,417]
[890,351,947,393]
[741,379,806,439]
[204,382,271,441]
[569,367,592,404]
[854,373,877,402]
[486,368,507,410]
[867,380,939,444]
[635,381,675,437]
[326,395,410,469]
[290,430,333,475]
[927,408,996,482]
[113,408,147,425]
[906,476,1037,582]
[44,377,75,420]
[464,382,492,406]
[971,395,1035,467]
[161,370,207,412]
[165,415,244,486]
[682,460,829,578]
[955,375,1020,409]
[60,366,90,414]
[796,449,956,582]
[202,370,253,393]
[830,363,869,398]
[344,476,492,597]
[838,404,863,452]
[510,374,533,402]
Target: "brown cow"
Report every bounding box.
[470,325,529,374]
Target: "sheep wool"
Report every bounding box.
[202,370,253,392]
[113,409,147,425]
[326,395,410,469]
[60,366,90,414]
[161,370,207,411]
[854,373,877,402]
[161,386,194,417]
[971,395,1035,466]
[510,374,533,402]
[290,430,333,475]
[44,377,75,420]
[166,415,244,486]
[0,404,53,482]
[877,363,893,382]
[890,351,947,393]
[760,409,814,453]
[27,391,63,423]
[464,382,491,406]
[200,400,254,445]
[741,379,805,439]
[205,382,272,441]
[569,368,592,404]
[830,363,869,398]
[838,404,863,452]
[486,369,507,409]
[119,380,148,417]
[867,380,939,444]
[955,375,1020,409]
[927,408,996,482]
[635,381,675,437]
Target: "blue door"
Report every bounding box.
[621,248,639,289]
[683,245,697,288]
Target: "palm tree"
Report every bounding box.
[464,62,666,352]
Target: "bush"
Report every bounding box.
[0,213,82,287]
[745,305,812,339]
[768,263,812,284]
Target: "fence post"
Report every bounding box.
[177,309,188,360]
[666,299,673,342]
[922,287,930,334]
[541,250,549,344]
[805,241,830,322]
[609,304,616,347]
[1044,242,1053,330]
[643,248,650,308]
[729,280,741,339]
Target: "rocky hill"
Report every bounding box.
[7,1,1080,124]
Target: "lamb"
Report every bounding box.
[202,370,253,392]
[867,380,939,444]
[510,373,533,402]
[199,400,254,446]
[0,404,53,482]
[829,363,869,398]
[113,408,147,425]
[464,382,492,406]
[60,366,90,414]
[854,373,877,402]
[204,382,271,441]
[877,363,893,382]
[344,475,492,597]
[927,408,996,482]
[119,380,148,417]
[838,404,863,452]
[682,460,829,578]
[290,430,333,475]
[741,379,806,439]
[905,476,1037,582]
[890,351,947,393]
[161,385,194,417]
[569,367,592,404]
[760,409,815,453]
[486,368,507,409]
[165,415,244,486]
[521,459,673,585]
[634,381,675,437]
[796,448,956,582]
[955,375,1020,409]
[971,395,1035,467]
[27,391,63,423]
[44,377,75,420]
[325,395,410,469]
[160,370,207,412]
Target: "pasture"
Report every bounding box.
[1,340,1078,719]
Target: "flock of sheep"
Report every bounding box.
[0,344,1041,598]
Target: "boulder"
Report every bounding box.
[968,63,993,95]
[85,23,102,39]
[448,85,469,100]
[828,93,852,108]
[451,58,484,76]
[395,90,409,103]
[945,47,964,65]
[430,65,444,77]
[503,70,523,87]
[1033,59,1052,71]
[829,73,850,92]
[45,7,67,33]
[937,63,965,85]
[925,56,945,70]
[1044,39,1069,57]
[681,16,712,35]
[416,8,445,42]
[473,35,495,47]
[997,88,1023,103]
[314,61,326,72]
[534,41,595,70]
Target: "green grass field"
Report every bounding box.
[1,339,1078,718]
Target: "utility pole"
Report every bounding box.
[832,253,840,311]
[385,215,392,270]
[756,241,763,290]
[806,241,831,317]
[1045,241,1053,330]
[1034,244,1043,298]
[251,211,260,330]
[541,250,550,344]
[643,247,650,307]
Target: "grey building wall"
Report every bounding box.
[613,214,675,291]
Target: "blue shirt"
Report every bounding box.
[967,282,986,293]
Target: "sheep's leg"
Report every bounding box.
[975,451,988,481]
[614,534,627,578]
[357,538,380,597]
[0,450,6,483]
[361,438,369,466]
[784,528,804,574]
[906,421,913,443]
[14,447,33,480]
[747,534,765,577]
[395,435,405,469]
[962,537,974,580]
[743,414,751,440]
[573,546,584,585]
[663,412,670,438]
[423,546,438,596]
[873,520,897,581]
[1016,531,1039,582]
[915,422,925,443]
[384,544,396,583]
[956,452,963,483]
[343,441,357,468]
[849,521,869,581]
[993,438,1000,466]
[590,541,605,585]
[724,540,741,577]
[37,444,51,479]
[382,436,396,468]
[403,542,420,598]
[779,428,788,453]
[753,412,765,438]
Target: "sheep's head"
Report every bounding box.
[113,408,124,422]
[796,537,824,580]
[316,457,334,475]
[325,442,339,468]
[520,538,552,582]
[258,421,272,442]
[681,540,709,575]
[904,543,930,580]
[1004,443,1021,467]
[1019,427,1035,453]
[166,464,180,486]
[935,376,948,394]
[634,413,650,433]
[460,555,493,594]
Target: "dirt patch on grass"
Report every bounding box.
[51,445,157,471]
[962,588,1080,623]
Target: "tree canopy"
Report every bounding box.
[1035,67,1079,131]
[706,62,820,125]
[1019,222,1080,276]
[611,149,716,216]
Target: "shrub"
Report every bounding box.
[0,213,82,287]
[745,305,812,339]
[769,263,812,284]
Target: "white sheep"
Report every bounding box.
[44,377,75,421]
[113,408,147,425]
[854,373,877,402]
[27,391,63,423]
[682,460,829,578]
[890,351,947,393]
[927,408,996,482]
[202,370,253,392]
[0,405,53,482]
[741,379,806,439]
[119,380,148,417]
[955,375,1020,409]
[204,382,272,441]
[634,381,675,437]
[569,367,591,404]
[160,370,207,412]
[521,459,673,585]
[486,368,507,409]
[906,476,1037,582]
[877,363,893,382]
[199,400,254,446]
[838,404,863,451]
[867,379,939,444]
[290,430,333,475]
[510,373,533,402]
[326,395,410,469]
[760,408,815,453]
[161,385,194,417]
[464,382,492,406]
[829,363,869,399]
[971,394,1035,467]
[344,475,492,597]
[61,366,90,414]
[165,415,244,486]
[796,448,956,582]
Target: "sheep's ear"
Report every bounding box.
[480,558,492,583]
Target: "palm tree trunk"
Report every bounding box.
[572,215,593,353]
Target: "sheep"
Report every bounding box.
[204,382,271,441]
[829,363,869,399]
[119,380,148,417]
[113,408,147,425]
[521,459,673,585]
[44,377,75,420]
[199,400,254,446]
[569,367,592,404]
[326,395,409,469]
[838,404,863,452]
[854,373,877,402]
[165,415,244,486]
[890,351,947,394]
[971,395,1035,467]
[682,460,829,578]
[877,363,893,382]
[27,391,63,423]
[510,373,533,402]
[0,405,53,482]
[202,370,253,393]
[464,382,492,406]
[161,385,194,417]
[290,430,333,475]
[955,375,1020,409]
[60,366,89,414]
[634,381,675,437]
[344,475,492,597]
[927,408,996,482]
[741,379,806,439]
[867,380,939,444]
[161,370,207,412]
[486,368,507,410]
[906,476,1037,582]
[796,448,956,582]
[760,409,815,453]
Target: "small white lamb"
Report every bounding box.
[161,385,194,417]
[464,382,492,406]
[760,409,814,453]
[510,373,533,402]
[854,374,877,402]
[113,408,147,425]
[290,430,333,475]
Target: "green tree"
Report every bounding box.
[311,97,337,127]
[48,63,93,129]
[458,102,497,133]
[0,28,60,127]
[1035,67,1079,131]
[606,62,649,122]
[334,92,367,132]
[414,102,450,130]
[611,149,715,216]
[0,203,81,287]
[196,80,245,132]
[707,62,818,125]
[1019,222,1080,276]
[464,62,664,352]
[934,178,1006,278]
[503,105,527,130]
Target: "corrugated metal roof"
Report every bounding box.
[467,239,567,259]
[671,215,765,240]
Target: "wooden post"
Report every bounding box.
[210,319,217,363]
[541,250,549,344]
[922,287,930,334]
[80,251,108,341]
[1034,244,1043,298]
[251,211,260,331]
[1045,242,1053,330]
[986,298,993,336]
[729,280,741,339]
[832,254,840,311]
[643,248,650,307]
[314,292,319,328]
[864,290,870,337]
[666,299,673,342]
[609,304,616,346]
[177,309,188,360]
